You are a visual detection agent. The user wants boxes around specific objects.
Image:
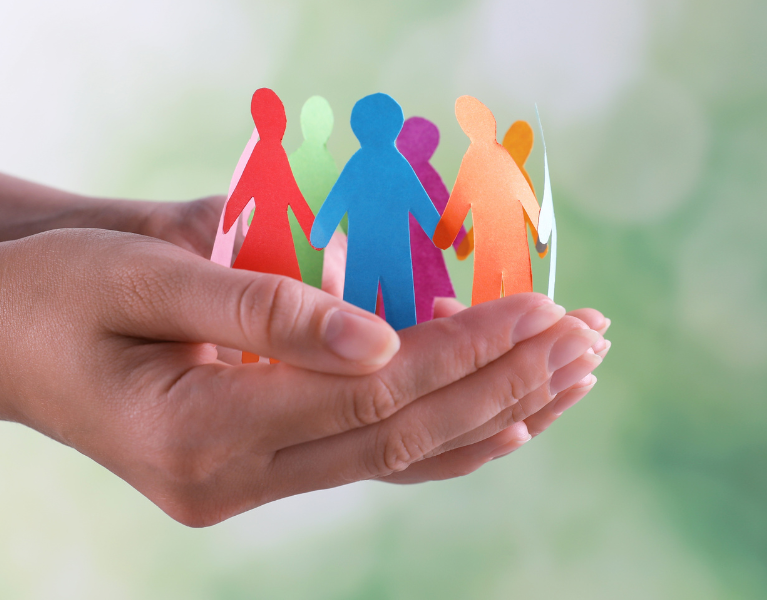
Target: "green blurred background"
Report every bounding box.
[1,0,766,597]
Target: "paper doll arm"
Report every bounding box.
[453,223,468,251]
[430,175,467,250]
[288,179,317,248]
[433,167,471,250]
[517,182,540,235]
[408,175,440,239]
[311,177,350,250]
[455,227,474,260]
[223,162,258,233]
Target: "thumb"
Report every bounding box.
[101,234,400,375]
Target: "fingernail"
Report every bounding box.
[512,302,566,343]
[551,376,597,415]
[548,329,601,371]
[324,310,400,366]
[549,353,602,395]
[490,426,531,459]
[596,339,612,359]
[592,336,608,354]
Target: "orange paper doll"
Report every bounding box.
[433,96,540,306]
[455,119,547,260]
[223,88,316,363]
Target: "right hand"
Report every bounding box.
[322,232,611,484]
[0,229,604,527]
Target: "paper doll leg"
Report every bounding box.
[380,264,417,331]
[242,351,260,364]
[343,256,380,316]
[501,270,533,297]
[501,257,533,297]
[471,262,503,306]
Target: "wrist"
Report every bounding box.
[0,173,154,241]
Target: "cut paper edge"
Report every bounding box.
[456,227,474,260]
[535,105,557,300]
[211,127,259,266]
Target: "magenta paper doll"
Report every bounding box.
[396,116,466,323]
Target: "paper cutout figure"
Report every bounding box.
[433,96,540,306]
[287,96,339,289]
[210,127,259,267]
[396,116,465,323]
[504,120,548,259]
[455,119,547,261]
[311,93,440,331]
[224,88,316,363]
[535,106,557,300]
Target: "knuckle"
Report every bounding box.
[511,400,530,423]
[481,369,525,418]
[372,424,434,477]
[466,330,491,371]
[438,318,481,369]
[345,374,403,429]
[235,275,306,346]
[435,316,492,374]
[503,370,528,409]
[259,276,311,347]
[235,277,269,342]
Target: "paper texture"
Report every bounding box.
[312,93,439,330]
[433,96,540,305]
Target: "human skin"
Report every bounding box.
[321,232,611,484]
[0,173,610,526]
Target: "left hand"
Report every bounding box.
[0,173,224,258]
[135,195,225,258]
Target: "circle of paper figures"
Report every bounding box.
[211,88,557,363]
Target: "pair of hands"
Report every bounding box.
[0,193,609,527]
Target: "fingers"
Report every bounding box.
[568,308,611,336]
[215,293,568,449]
[377,422,532,484]
[567,308,610,357]
[377,373,599,485]
[525,374,597,436]
[432,297,467,318]
[267,317,600,495]
[420,352,602,458]
[96,232,400,376]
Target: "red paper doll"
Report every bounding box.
[224,88,316,362]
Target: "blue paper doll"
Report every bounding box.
[311,93,440,330]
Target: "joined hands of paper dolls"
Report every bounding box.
[0,90,606,526]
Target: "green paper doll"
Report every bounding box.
[288,96,340,288]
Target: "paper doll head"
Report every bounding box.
[396,116,440,163]
[251,88,287,141]
[455,95,496,144]
[503,120,534,166]
[300,96,334,145]
[350,93,404,147]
